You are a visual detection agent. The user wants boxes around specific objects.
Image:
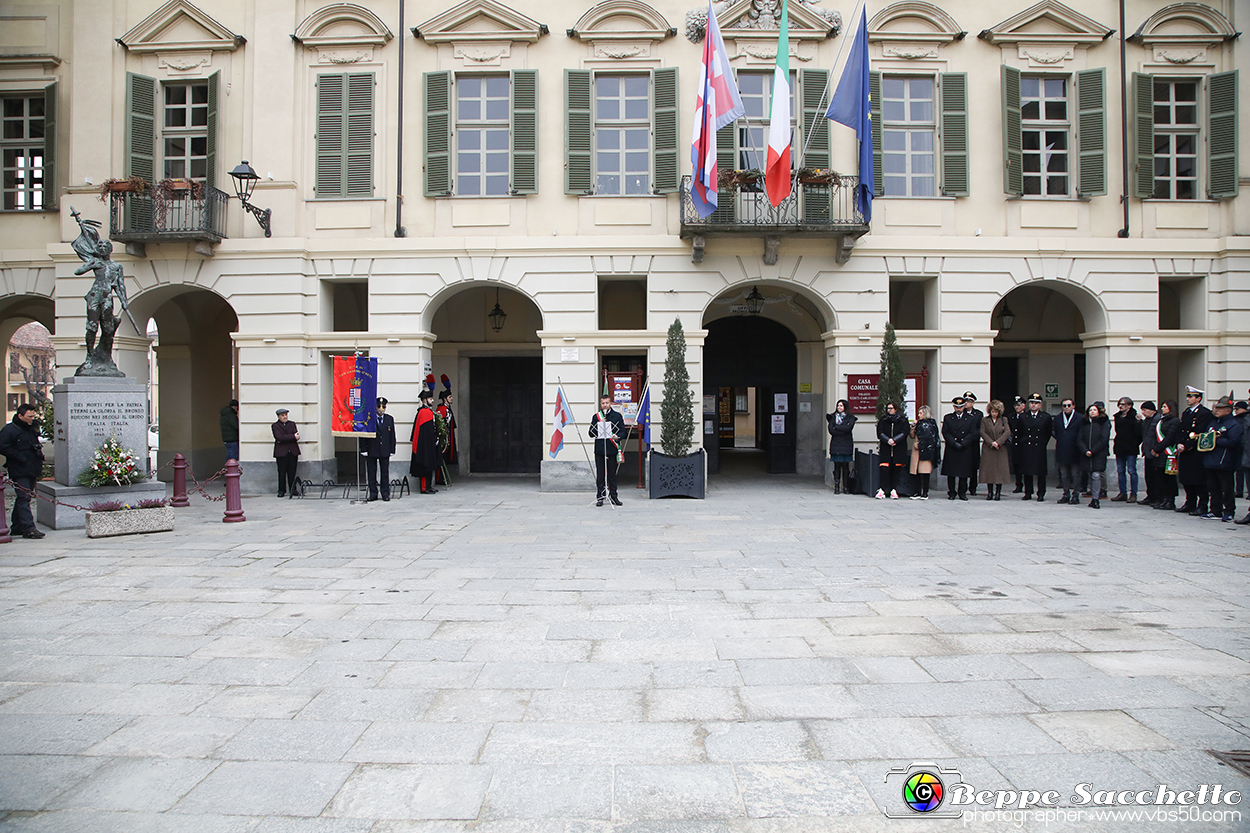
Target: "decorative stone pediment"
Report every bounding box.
[978,0,1112,47]
[1130,3,1236,67]
[415,0,547,45]
[870,2,964,48]
[119,0,242,54]
[294,4,393,49]
[685,0,841,44]
[571,1,673,43]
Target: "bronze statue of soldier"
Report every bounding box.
[69,207,139,377]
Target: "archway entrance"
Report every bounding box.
[430,284,542,474]
[704,316,797,474]
[128,287,238,479]
[991,284,1090,410]
[0,295,55,419]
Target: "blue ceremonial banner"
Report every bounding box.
[331,355,378,437]
[638,384,651,446]
[826,7,874,223]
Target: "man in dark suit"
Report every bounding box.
[1176,385,1214,515]
[589,394,626,506]
[361,397,397,501]
[1015,393,1053,501]
[941,396,977,500]
[1052,397,1083,504]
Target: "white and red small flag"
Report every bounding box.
[549,385,576,458]
[689,0,745,218]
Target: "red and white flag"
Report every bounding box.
[549,385,576,458]
[689,0,745,218]
[764,0,792,206]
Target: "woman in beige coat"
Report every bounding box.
[980,399,1012,500]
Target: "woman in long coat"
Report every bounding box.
[875,402,910,499]
[909,405,939,500]
[1077,401,1112,508]
[826,399,857,494]
[979,399,1012,501]
[1149,399,1182,511]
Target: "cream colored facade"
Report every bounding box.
[0,0,1245,490]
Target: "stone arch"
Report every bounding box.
[293,3,394,47]
[1130,3,1237,45]
[869,1,964,42]
[990,278,1107,336]
[572,0,673,42]
[0,294,55,338]
[423,280,543,339]
[701,279,835,341]
[130,284,239,479]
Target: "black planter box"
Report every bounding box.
[649,449,706,499]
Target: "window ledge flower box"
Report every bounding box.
[85,506,175,538]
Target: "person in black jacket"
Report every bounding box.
[963,392,984,496]
[1151,400,1183,511]
[1176,386,1214,515]
[271,408,300,498]
[1138,401,1160,507]
[875,402,909,499]
[1077,401,1111,509]
[589,395,626,506]
[1008,396,1026,492]
[826,399,856,495]
[1052,398,1083,504]
[941,396,977,500]
[909,405,940,500]
[1015,394,1053,501]
[0,404,46,538]
[1112,397,1142,503]
[361,397,398,502]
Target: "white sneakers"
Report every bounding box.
[890,490,899,500]
[875,489,885,499]
[875,488,902,500]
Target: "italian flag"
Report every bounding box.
[764,0,792,206]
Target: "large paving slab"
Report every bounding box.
[1,473,1248,831]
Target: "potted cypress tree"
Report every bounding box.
[649,318,706,498]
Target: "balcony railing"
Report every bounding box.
[679,174,869,263]
[109,184,229,253]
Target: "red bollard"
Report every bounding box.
[222,458,246,523]
[171,453,190,507]
[0,477,11,544]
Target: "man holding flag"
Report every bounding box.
[826,5,874,223]
[690,0,745,218]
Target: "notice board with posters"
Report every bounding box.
[605,370,644,424]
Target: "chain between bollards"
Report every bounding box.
[222,458,245,523]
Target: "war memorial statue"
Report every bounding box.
[69,206,139,377]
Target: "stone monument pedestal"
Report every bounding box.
[40,376,157,530]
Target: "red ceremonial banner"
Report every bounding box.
[331,356,356,434]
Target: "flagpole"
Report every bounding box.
[557,377,600,503]
[795,0,865,175]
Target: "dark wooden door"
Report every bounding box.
[469,357,542,473]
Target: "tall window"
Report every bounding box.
[1021,77,1069,196]
[736,72,795,172]
[2,95,45,210]
[595,75,650,195]
[162,82,208,181]
[881,76,935,197]
[456,76,510,196]
[1152,79,1198,200]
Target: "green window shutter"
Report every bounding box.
[869,71,882,197]
[1076,68,1106,197]
[345,73,374,196]
[511,70,538,195]
[423,71,451,196]
[940,72,968,196]
[1132,72,1154,198]
[565,70,592,194]
[1207,70,1238,199]
[653,67,679,193]
[800,69,830,222]
[205,71,218,188]
[708,121,737,222]
[41,80,56,211]
[800,69,830,168]
[316,73,345,197]
[1001,65,1022,196]
[125,72,156,184]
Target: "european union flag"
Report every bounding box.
[826,9,873,223]
[638,384,651,446]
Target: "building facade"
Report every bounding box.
[0,0,1245,490]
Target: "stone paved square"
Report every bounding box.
[1,476,1248,831]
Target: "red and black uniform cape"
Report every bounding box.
[435,402,457,484]
[409,405,441,492]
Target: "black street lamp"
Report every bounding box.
[745,286,765,315]
[999,304,1015,332]
[488,287,507,333]
[229,160,272,237]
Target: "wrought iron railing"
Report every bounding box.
[679,174,867,232]
[109,184,229,243]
